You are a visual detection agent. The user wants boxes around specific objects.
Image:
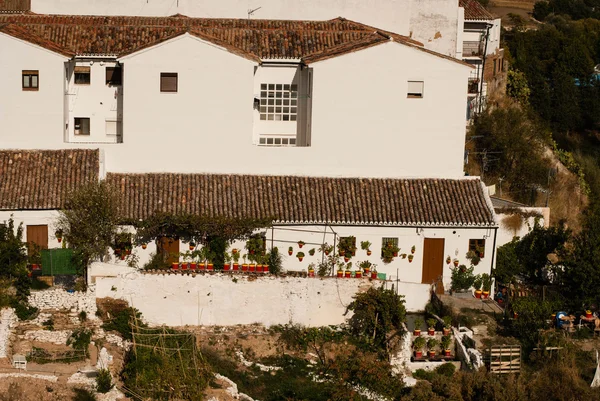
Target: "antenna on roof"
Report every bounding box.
[248,6,262,19]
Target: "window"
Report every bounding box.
[74,66,91,85]
[22,70,39,91]
[74,117,90,135]
[160,72,178,92]
[381,237,399,256]
[106,66,122,85]
[258,137,296,146]
[259,83,298,121]
[105,120,122,137]
[468,239,485,258]
[407,81,424,98]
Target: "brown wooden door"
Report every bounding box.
[27,225,48,250]
[158,237,180,264]
[422,238,445,294]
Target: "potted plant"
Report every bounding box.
[345,262,352,278]
[453,258,459,267]
[55,229,63,243]
[337,265,344,278]
[245,235,265,257]
[308,263,315,277]
[427,318,437,336]
[358,260,372,275]
[141,243,148,250]
[411,245,416,254]
[427,338,438,359]
[189,241,196,251]
[408,254,414,263]
[298,240,305,248]
[196,247,207,271]
[338,236,357,258]
[242,254,249,272]
[308,248,316,256]
[446,255,451,265]
[473,274,482,299]
[288,246,293,256]
[440,335,452,357]
[381,242,400,264]
[466,248,482,266]
[413,317,424,336]
[361,241,372,256]
[29,244,42,271]
[442,316,452,336]
[370,265,378,279]
[319,243,333,256]
[344,251,352,263]
[223,251,231,271]
[297,251,305,262]
[481,273,492,299]
[413,336,426,359]
[232,250,240,271]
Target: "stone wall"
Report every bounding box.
[0,308,17,358]
[28,288,98,318]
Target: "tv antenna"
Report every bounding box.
[248,6,262,19]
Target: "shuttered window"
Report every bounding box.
[22,70,39,90]
[106,66,122,85]
[160,72,178,92]
[74,66,91,85]
[407,81,424,98]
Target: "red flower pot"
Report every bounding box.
[344,257,349,262]
[415,351,423,358]
[298,243,304,248]
[233,263,239,271]
[443,328,451,336]
[57,238,62,243]
[249,264,256,272]
[142,244,147,250]
[371,271,378,279]
[428,351,436,359]
[263,264,269,273]
[345,271,351,278]
[355,271,362,278]
[198,263,206,271]
[453,261,459,267]
[364,267,370,275]
[172,262,179,270]
[428,328,435,336]
[308,270,315,277]
[242,264,248,272]
[444,349,451,357]
[393,252,398,257]
[413,329,421,336]
[288,251,293,256]
[256,265,263,272]
[586,311,593,319]
[475,290,482,299]
[224,264,231,271]
[298,257,304,262]
[120,255,126,260]
[337,270,343,278]
[190,262,197,270]
[207,263,214,271]
[367,250,372,256]
[181,263,188,270]
[482,291,490,299]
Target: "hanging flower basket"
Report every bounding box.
[298,241,305,248]
[189,242,196,251]
[408,254,414,263]
[142,244,147,250]
[446,256,451,264]
[453,259,459,267]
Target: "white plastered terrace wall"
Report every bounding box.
[496,206,549,247]
[91,263,430,326]
[0,33,67,149]
[103,36,471,178]
[30,0,461,56]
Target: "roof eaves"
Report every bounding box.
[116,29,187,59]
[0,23,74,57]
[302,34,388,64]
[188,28,261,63]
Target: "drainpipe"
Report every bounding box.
[478,23,492,114]
[489,226,499,296]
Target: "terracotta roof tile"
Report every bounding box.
[0,0,29,13]
[106,173,497,227]
[460,0,495,21]
[0,149,99,210]
[0,14,468,66]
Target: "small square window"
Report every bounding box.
[105,66,122,85]
[74,66,91,85]
[259,138,266,144]
[160,72,178,92]
[74,117,90,135]
[468,239,485,258]
[407,81,424,98]
[22,70,39,91]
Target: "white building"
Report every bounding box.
[0,14,472,178]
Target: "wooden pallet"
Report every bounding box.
[488,345,521,374]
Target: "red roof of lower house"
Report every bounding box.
[106,173,497,227]
[459,0,495,21]
[0,149,99,210]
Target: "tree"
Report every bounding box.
[345,287,406,356]
[506,69,531,105]
[55,181,120,275]
[0,217,30,301]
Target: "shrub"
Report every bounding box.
[450,265,475,291]
[10,299,38,321]
[96,369,113,393]
[268,247,282,274]
[67,328,92,351]
[78,311,87,322]
[102,307,144,341]
[72,388,97,401]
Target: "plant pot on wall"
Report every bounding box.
[337,269,343,278]
[233,263,239,271]
[172,262,179,270]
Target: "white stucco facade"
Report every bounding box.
[30,0,461,57]
[0,210,62,249]
[0,33,471,178]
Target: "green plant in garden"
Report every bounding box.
[268,247,282,274]
[473,274,482,290]
[442,316,452,328]
[413,336,426,352]
[427,318,437,330]
[441,335,452,351]
[481,273,493,292]
[414,317,424,331]
[67,328,92,351]
[96,369,113,393]
[427,338,438,351]
[450,264,475,291]
[308,248,315,256]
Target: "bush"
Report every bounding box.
[268,247,282,274]
[96,369,113,393]
[78,311,87,322]
[10,299,38,321]
[450,265,475,292]
[101,306,144,341]
[72,388,96,401]
[67,328,92,351]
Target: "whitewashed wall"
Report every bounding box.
[30,0,460,56]
[91,263,431,326]
[0,210,62,249]
[0,33,67,149]
[496,207,549,247]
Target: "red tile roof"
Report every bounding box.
[106,173,497,227]
[0,14,468,65]
[0,0,30,13]
[0,149,99,210]
[459,0,495,21]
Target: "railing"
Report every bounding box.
[463,41,483,57]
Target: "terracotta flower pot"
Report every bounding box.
[242,264,248,272]
[364,267,370,275]
[57,238,62,243]
[263,264,269,273]
[337,270,343,278]
[475,290,482,299]
[453,260,459,267]
[199,263,206,271]
[367,250,372,256]
[207,263,214,271]
[298,243,304,248]
[586,311,593,319]
[444,349,451,357]
[415,351,423,358]
[181,263,188,270]
[345,270,351,278]
[224,264,231,271]
[298,257,304,262]
[413,329,421,336]
[482,291,490,299]
[190,262,197,270]
[355,271,362,278]
[288,250,293,256]
[371,271,378,279]
[256,264,263,272]
[120,255,126,260]
[249,264,256,272]
[428,328,435,336]
[344,257,349,262]
[142,244,147,250]
[443,328,451,336]
[325,250,330,256]
[172,262,179,269]
[233,263,239,271]
[308,269,315,277]
[428,351,436,358]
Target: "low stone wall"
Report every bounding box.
[28,288,97,318]
[0,308,17,358]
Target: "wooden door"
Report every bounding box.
[422,238,445,294]
[158,237,180,264]
[26,225,48,250]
